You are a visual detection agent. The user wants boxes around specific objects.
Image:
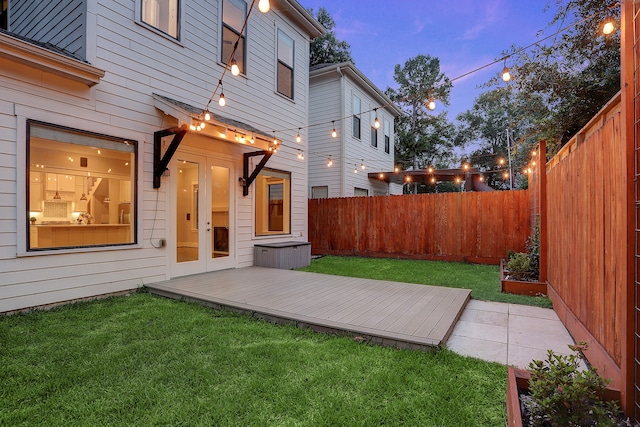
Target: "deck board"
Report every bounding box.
[145,267,470,350]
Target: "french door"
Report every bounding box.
[171,154,234,277]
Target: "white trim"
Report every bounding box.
[0,32,105,86]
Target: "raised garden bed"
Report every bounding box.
[500,260,547,296]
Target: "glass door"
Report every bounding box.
[172,155,233,277]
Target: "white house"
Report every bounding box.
[0,0,323,313]
[308,62,402,198]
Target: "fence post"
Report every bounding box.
[539,140,547,283]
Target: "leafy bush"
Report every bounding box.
[526,221,540,280]
[527,342,619,427]
[507,252,531,279]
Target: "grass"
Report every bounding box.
[299,255,552,308]
[1,292,507,426]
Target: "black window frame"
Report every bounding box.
[277,29,294,99]
[221,0,247,75]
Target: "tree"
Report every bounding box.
[308,7,353,66]
[456,88,548,189]
[491,0,620,152]
[386,55,457,192]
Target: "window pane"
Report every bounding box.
[311,186,328,199]
[370,110,377,147]
[277,30,294,66]
[222,26,245,72]
[28,122,136,250]
[277,62,293,98]
[142,0,179,38]
[255,169,290,235]
[223,0,245,32]
[353,95,361,114]
[354,188,368,197]
[353,116,361,139]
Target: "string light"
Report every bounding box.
[427,166,434,173]
[602,17,615,35]
[503,171,510,179]
[331,121,337,138]
[360,160,365,170]
[502,58,511,82]
[258,0,270,13]
[427,98,436,111]
[354,165,358,174]
[230,58,240,76]
[430,177,436,183]
[218,80,226,107]
[379,173,384,179]
[296,128,302,143]
[327,156,333,167]
[394,166,399,173]
[479,176,484,182]
[297,149,304,160]
[250,133,255,144]
[373,109,380,129]
[204,111,211,121]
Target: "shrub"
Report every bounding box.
[526,342,619,427]
[526,221,540,280]
[507,252,531,280]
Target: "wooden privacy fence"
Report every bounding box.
[308,190,531,264]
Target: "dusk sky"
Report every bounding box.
[299,0,559,122]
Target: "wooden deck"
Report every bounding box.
[145,267,471,350]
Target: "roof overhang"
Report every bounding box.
[273,0,326,39]
[0,32,105,86]
[310,62,402,117]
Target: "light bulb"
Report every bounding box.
[204,111,211,121]
[331,129,337,138]
[258,0,270,13]
[190,124,196,131]
[219,92,226,107]
[361,162,365,170]
[354,166,358,174]
[602,19,615,35]
[200,121,205,129]
[427,99,436,110]
[502,66,511,82]
[374,117,380,129]
[230,59,240,76]
[296,129,302,143]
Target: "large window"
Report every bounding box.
[277,30,294,98]
[27,121,137,251]
[222,0,246,74]
[352,95,361,139]
[384,119,391,154]
[370,110,378,148]
[354,187,368,197]
[142,0,179,39]
[255,169,290,235]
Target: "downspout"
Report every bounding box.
[337,66,345,196]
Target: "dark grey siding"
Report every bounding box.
[9,0,86,60]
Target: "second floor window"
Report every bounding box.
[1,0,8,30]
[384,119,391,154]
[142,0,179,39]
[222,0,246,74]
[370,110,378,148]
[352,95,361,139]
[277,30,294,98]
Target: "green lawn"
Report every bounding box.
[1,292,507,426]
[299,255,551,308]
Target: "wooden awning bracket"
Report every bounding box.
[242,150,272,196]
[153,125,188,189]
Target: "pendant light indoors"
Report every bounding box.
[53,176,61,200]
[258,0,270,13]
[80,177,87,201]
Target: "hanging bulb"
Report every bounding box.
[219,92,226,107]
[427,166,433,173]
[394,166,399,173]
[204,111,211,121]
[272,131,278,145]
[427,98,436,111]
[327,156,333,167]
[258,0,270,13]
[250,133,255,144]
[331,121,337,138]
[230,58,240,76]
[240,134,246,143]
[200,121,205,129]
[602,17,615,35]
[373,109,380,128]
[502,59,511,82]
[190,124,197,131]
[479,176,484,182]
[296,128,302,143]
[360,160,365,170]
[354,165,358,174]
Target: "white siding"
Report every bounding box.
[0,0,316,312]
[309,65,398,198]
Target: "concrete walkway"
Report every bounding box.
[446,299,576,369]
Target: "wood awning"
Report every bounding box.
[152,94,274,195]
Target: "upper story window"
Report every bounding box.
[384,119,391,154]
[142,0,179,39]
[370,110,378,148]
[277,30,294,99]
[27,121,137,251]
[1,0,8,30]
[222,0,247,74]
[352,95,361,139]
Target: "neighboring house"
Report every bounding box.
[0,0,323,313]
[308,62,402,198]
